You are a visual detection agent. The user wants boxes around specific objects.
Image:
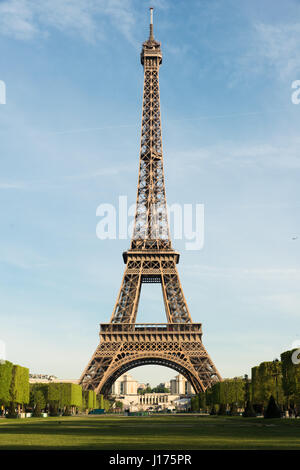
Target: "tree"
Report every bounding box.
[32,400,42,418]
[83,390,96,411]
[218,403,227,415]
[152,385,170,393]
[97,394,104,409]
[138,386,153,395]
[251,361,284,407]
[191,395,199,412]
[205,388,213,409]
[49,403,59,416]
[229,403,238,416]
[281,349,300,409]
[69,383,83,411]
[103,398,112,412]
[10,365,29,411]
[198,392,206,410]
[48,383,83,413]
[63,406,72,416]
[6,401,17,418]
[243,400,256,417]
[264,395,281,419]
[242,374,256,417]
[244,374,250,402]
[207,378,245,409]
[31,389,46,417]
[30,384,47,411]
[0,361,13,407]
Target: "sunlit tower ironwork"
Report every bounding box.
[80,8,221,395]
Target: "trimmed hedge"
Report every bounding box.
[30,383,104,412]
[198,378,245,409]
[48,383,82,408]
[70,384,83,408]
[10,365,29,405]
[281,349,300,407]
[251,361,284,406]
[0,360,13,406]
[30,384,48,409]
[212,379,245,407]
[83,390,96,410]
[191,394,199,411]
[103,397,112,412]
[98,394,104,409]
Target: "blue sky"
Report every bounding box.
[0,0,300,386]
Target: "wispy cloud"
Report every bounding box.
[0,164,134,190]
[0,182,29,189]
[207,16,300,85]
[0,0,136,43]
[229,19,300,83]
[49,123,136,135]
[171,137,300,170]
[0,243,49,269]
[65,164,135,180]
[262,293,300,318]
[0,0,37,40]
[184,265,300,282]
[254,22,300,80]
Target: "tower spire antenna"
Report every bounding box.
[149,6,154,40]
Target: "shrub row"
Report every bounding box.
[29,383,111,413]
[0,361,112,414]
[0,361,29,407]
[191,348,300,412]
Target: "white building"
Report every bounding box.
[111,392,179,412]
[110,372,194,411]
[29,374,79,384]
[170,374,194,395]
[111,373,139,395]
[137,393,176,410]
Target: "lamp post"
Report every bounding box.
[60,384,63,416]
[244,374,250,405]
[234,377,238,407]
[272,359,280,405]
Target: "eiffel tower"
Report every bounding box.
[80,9,221,395]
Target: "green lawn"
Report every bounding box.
[0,415,300,450]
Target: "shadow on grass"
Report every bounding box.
[0,416,300,450]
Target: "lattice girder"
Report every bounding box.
[79,13,221,396]
[80,324,220,395]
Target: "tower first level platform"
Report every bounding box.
[80,323,220,395]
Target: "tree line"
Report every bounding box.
[0,361,29,416]
[0,360,112,417]
[191,348,300,417]
[1,347,299,417]
[138,385,170,394]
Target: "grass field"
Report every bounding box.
[0,415,300,450]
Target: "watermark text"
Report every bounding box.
[0,80,6,104]
[96,196,204,251]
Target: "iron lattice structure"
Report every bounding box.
[80,11,221,395]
